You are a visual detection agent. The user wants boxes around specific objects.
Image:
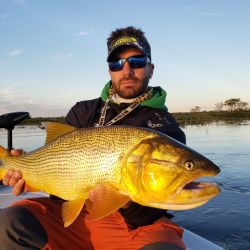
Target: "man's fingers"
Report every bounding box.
[12,179,25,196]
[2,169,14,185]
[8,170,22,186]
[2,170,27,196]
[2,149,23,185]
[1,149,25,196]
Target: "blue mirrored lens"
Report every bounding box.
[128,57,147,68]
[108,61,123,71]
[108,56,149,71]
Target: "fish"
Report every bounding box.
[0,122,220,227]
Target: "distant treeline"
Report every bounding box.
[19,110,250,127]
[173,110,250,126]
[21,116,66,126]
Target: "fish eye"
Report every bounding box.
[184,160,194,171]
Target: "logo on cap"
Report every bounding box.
[107,35,151,61]
[112,37,137,48]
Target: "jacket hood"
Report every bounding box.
[101,81,168,111]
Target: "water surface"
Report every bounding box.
[0,123,250,249]
[172,122,250,250]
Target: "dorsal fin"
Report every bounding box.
[43,122,76,144]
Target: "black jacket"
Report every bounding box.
[65,97,186,228]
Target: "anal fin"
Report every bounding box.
[62,198,86,227]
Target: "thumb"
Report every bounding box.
[10,149,24,156]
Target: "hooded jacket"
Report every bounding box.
[65,81,186,228]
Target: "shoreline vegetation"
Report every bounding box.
[19,110,250,127]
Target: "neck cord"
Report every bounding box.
[97,87,153,127]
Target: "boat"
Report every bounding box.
[182,228,223,249]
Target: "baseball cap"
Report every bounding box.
[107,36,151,62]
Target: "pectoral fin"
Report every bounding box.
[85,184,130,221]
[62,198,86,227]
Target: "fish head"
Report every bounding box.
[121,135,220,210]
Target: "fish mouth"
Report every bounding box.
[164,176,221,210]
[145,173,221,210]
[183,181,215,190]
[182,180,220,200]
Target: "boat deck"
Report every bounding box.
[0,185,48,208]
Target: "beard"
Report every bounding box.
[112,75,150,99]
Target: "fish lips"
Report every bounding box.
[145,179,221,210]
[164,170,221,209]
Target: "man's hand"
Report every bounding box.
[2,149,29,195]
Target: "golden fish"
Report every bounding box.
[0,122,220,227]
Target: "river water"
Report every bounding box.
[0,122,250,249]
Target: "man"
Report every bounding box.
[0,26,186,250]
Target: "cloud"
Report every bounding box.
[184,6,223,17]
[0,14,16,24]
[197,12,223,17]
[0,99,66,117]
[184,6,201,11]
[75,30,93,36]
[50,53,72,61]
[0,84,34,114]
[12,0,26,6]
[9,48,23,57]
[0,83,66,117]
[0,83,29,102]
[0,14,8,20]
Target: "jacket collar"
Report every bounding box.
[101,81,168,111]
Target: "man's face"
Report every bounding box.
[108,47,154,99]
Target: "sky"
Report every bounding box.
[0,0,249,117]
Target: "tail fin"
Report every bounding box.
[0,145,10,180]
[0,145,10,158]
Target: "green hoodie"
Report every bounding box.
[101,81,168,111]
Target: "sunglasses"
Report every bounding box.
[108,55,150,72]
